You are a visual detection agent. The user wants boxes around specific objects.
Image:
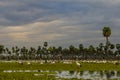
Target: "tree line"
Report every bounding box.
[0,27,120,60]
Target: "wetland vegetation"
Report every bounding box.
[0,27,120,80]
[0,61,120,80]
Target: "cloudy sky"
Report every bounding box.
[0,0,120,48]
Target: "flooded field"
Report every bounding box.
[3,70,120,80]
[0,61,120,80]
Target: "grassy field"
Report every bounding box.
[0,61,120,80]
[0,61,120,71]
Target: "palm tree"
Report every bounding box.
[43,42,48,62]
[29,47,36,59]
[43,42,48,55]
[98,43,104,58]
[36,46,42,60]
[99,43,104,50]
[69,45,75,59]
[0,45,4,54]
[43,42,48,48]
[102,27,111,56]
[6,48,11,60]
[116,44,120,56]
[88,45,95,55]
[15,46,20,60]
[79,44,84,53]
[57,46,62,60]
[21,46,28,60]
[102,27,111,47]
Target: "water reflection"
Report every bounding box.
[3,70,120,79]
[56,71,120,80]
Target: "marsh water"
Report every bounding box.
[56,71,120,80]
[3,70,120,79]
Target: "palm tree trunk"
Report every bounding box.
[106,37,109,55]
[106,37,109,45]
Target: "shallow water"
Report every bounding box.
[56,71,120,80]
[3,70,120,79]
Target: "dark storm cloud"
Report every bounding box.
[0,0,120,47]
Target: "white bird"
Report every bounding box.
[40,62,43,64]
[18,61,23,65]
[76,61,81,67]
[63,61,69,64]
[27,62,31,65]
[51,61,55,64]
[34,74,39,76]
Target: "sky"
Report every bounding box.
[0,0,120,48]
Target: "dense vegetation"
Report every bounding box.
[0,27,120,60]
